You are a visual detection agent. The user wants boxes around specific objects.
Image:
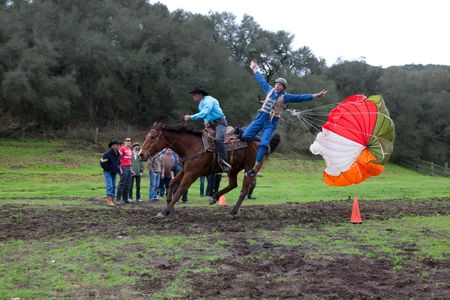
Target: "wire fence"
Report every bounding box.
[397,158,449,177]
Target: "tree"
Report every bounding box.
[326,59,383,97]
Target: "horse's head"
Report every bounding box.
[139,121,166,160]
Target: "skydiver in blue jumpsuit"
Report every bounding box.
[242,60,327,177]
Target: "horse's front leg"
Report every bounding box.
[157,172,198,218]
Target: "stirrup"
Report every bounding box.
[220,160,231,173]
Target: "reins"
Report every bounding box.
[149,125,206,163]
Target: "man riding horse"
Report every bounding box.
[183,85,232,173]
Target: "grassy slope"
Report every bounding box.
[0,139,449,205]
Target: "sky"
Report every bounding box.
[153,0,450,67]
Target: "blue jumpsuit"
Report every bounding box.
[242,71,314,162]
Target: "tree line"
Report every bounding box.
[1,0,449,164]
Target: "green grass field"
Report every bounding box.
[0,139,449,298]
[0,139,449,205]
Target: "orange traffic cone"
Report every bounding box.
[350,196,362,223]
[218,195,227,206]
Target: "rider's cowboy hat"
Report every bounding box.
[189,85,209,96]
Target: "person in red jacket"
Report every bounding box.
[116,137,133,205]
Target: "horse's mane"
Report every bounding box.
[162,124,203,137]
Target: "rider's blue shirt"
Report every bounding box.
[190,95,225,123]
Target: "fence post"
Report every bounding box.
[128,124,131,137]
[445,162,448,177]
[416,157,420,172]
[95,127,99,145]
[430,162,434,176]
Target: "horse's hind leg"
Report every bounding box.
[209,171,238,205]
[229,175,254,217]
[166,170,184,205]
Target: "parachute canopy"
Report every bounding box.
[310,94,395,186]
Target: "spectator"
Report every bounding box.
[171,151,188,203]
[100,139,121,206]
[116,137,133,205]
[199,176,206,197]
[206,173,222,197]
[148,151,164,202]
[129,143,144,203]
[160,148,175,198]
[172,151,182,176]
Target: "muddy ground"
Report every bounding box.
[1,198,449,299]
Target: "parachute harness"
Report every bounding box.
[260,89,286,122]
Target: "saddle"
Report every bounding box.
[202,126,248,153]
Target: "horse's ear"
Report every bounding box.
[153,120,164,128]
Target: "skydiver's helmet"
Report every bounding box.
[274,77,288,88]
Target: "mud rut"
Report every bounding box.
[1,198,449,299]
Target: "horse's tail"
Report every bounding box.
[269,133,281,154]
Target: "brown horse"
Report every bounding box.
[139,122,280,218]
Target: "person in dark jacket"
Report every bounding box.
[100,139,121,206]
[206,173,222,197]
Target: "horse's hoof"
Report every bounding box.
[208,197,218,205]
[156,212,166,219]
[228,211,238,219]
[156,208,169,219]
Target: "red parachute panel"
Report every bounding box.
[323,94,378,146]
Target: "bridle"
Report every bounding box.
[142,125,178,158]
[144,128,163,157]
[141,124,203,162]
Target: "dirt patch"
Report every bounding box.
[1,198,449,298]
[192,253,450,299]
[1,198,449,241]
